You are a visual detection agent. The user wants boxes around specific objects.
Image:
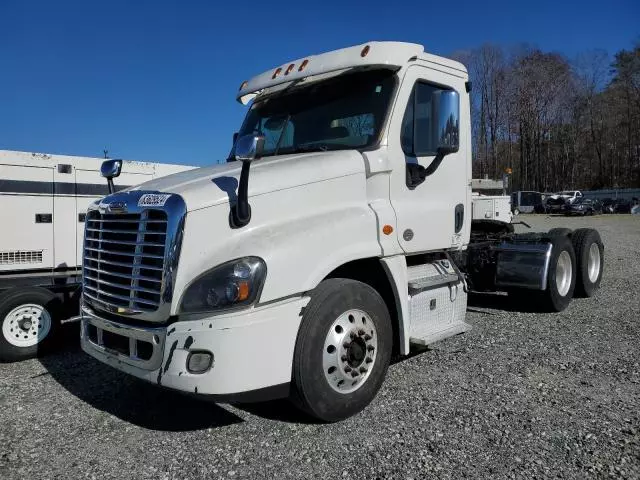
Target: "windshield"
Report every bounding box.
[235,69,396,158]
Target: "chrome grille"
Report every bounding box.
[83,210,168,313]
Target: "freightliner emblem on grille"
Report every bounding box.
[98,201,128,214]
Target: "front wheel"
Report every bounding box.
[0,288,60,362]
[291,279,392,422]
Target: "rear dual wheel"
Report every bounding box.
[540,235,577,312]
[571,228,604,297]
[510,235,577,312]
[510,228,604,310]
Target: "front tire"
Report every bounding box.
[0,288,60,362]
[291,279,392,422]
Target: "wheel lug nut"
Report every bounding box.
[364,334,372,341]
[359,367,367,373]
[351,370,359,377]
[344,366,352,373]
[367,345,375,352]
[366,357,373,364]
[341,355,348,362]
[350,332,356,339]
[343,342,350,348]
[358,329,365,336]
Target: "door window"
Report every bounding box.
[401,82,454,157]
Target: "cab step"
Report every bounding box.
[409,322,471,346]
[407,259,471,347]
[408,273,460,295]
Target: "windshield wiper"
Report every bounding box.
[273,115,291,156]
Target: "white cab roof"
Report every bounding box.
[237,41,467,104]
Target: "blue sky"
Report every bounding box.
[1,0,638,166]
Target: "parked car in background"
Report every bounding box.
[601,198,616,214]
[564,198,601,216]
[551,190,583,204]
[546,196,567,213]
[510,190,543,215]
[613,199,632,213]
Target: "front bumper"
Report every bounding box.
[80,296,310,397]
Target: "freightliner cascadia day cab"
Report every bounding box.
[78,42,605,422]
[0,150,194,362]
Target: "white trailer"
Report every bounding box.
[77,42,605,422]
[0,150,194,361]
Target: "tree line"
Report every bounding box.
[453,41,640,192]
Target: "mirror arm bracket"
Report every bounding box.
[229,161,252,229]
[406,147,447,190]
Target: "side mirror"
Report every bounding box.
[234,134,265,162]
[100,159,122,194]
[100,159,122,179]
[432,90,460,154]
[406,88,460,190]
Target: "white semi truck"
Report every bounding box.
[78,42,605,422]
[0,150,194,361]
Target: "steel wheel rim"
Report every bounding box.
[323,309,378,394]
[588,243,601,283]
[555,251,572,297]
[2,304,51,348]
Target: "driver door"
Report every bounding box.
[388,65,470,254]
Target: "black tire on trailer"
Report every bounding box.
[571,228,604,298]
[291,278,393,422]
[0,288,61,362]
[547,227,572,237]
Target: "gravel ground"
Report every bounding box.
[1,215,639,479]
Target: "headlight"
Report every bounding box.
[179,257,266,314]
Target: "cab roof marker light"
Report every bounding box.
[239,80,248,91]
[236,42,429,104]
[285,63,295,75]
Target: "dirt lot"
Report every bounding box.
[1,215,639,479]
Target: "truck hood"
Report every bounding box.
[126,150,366,212]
